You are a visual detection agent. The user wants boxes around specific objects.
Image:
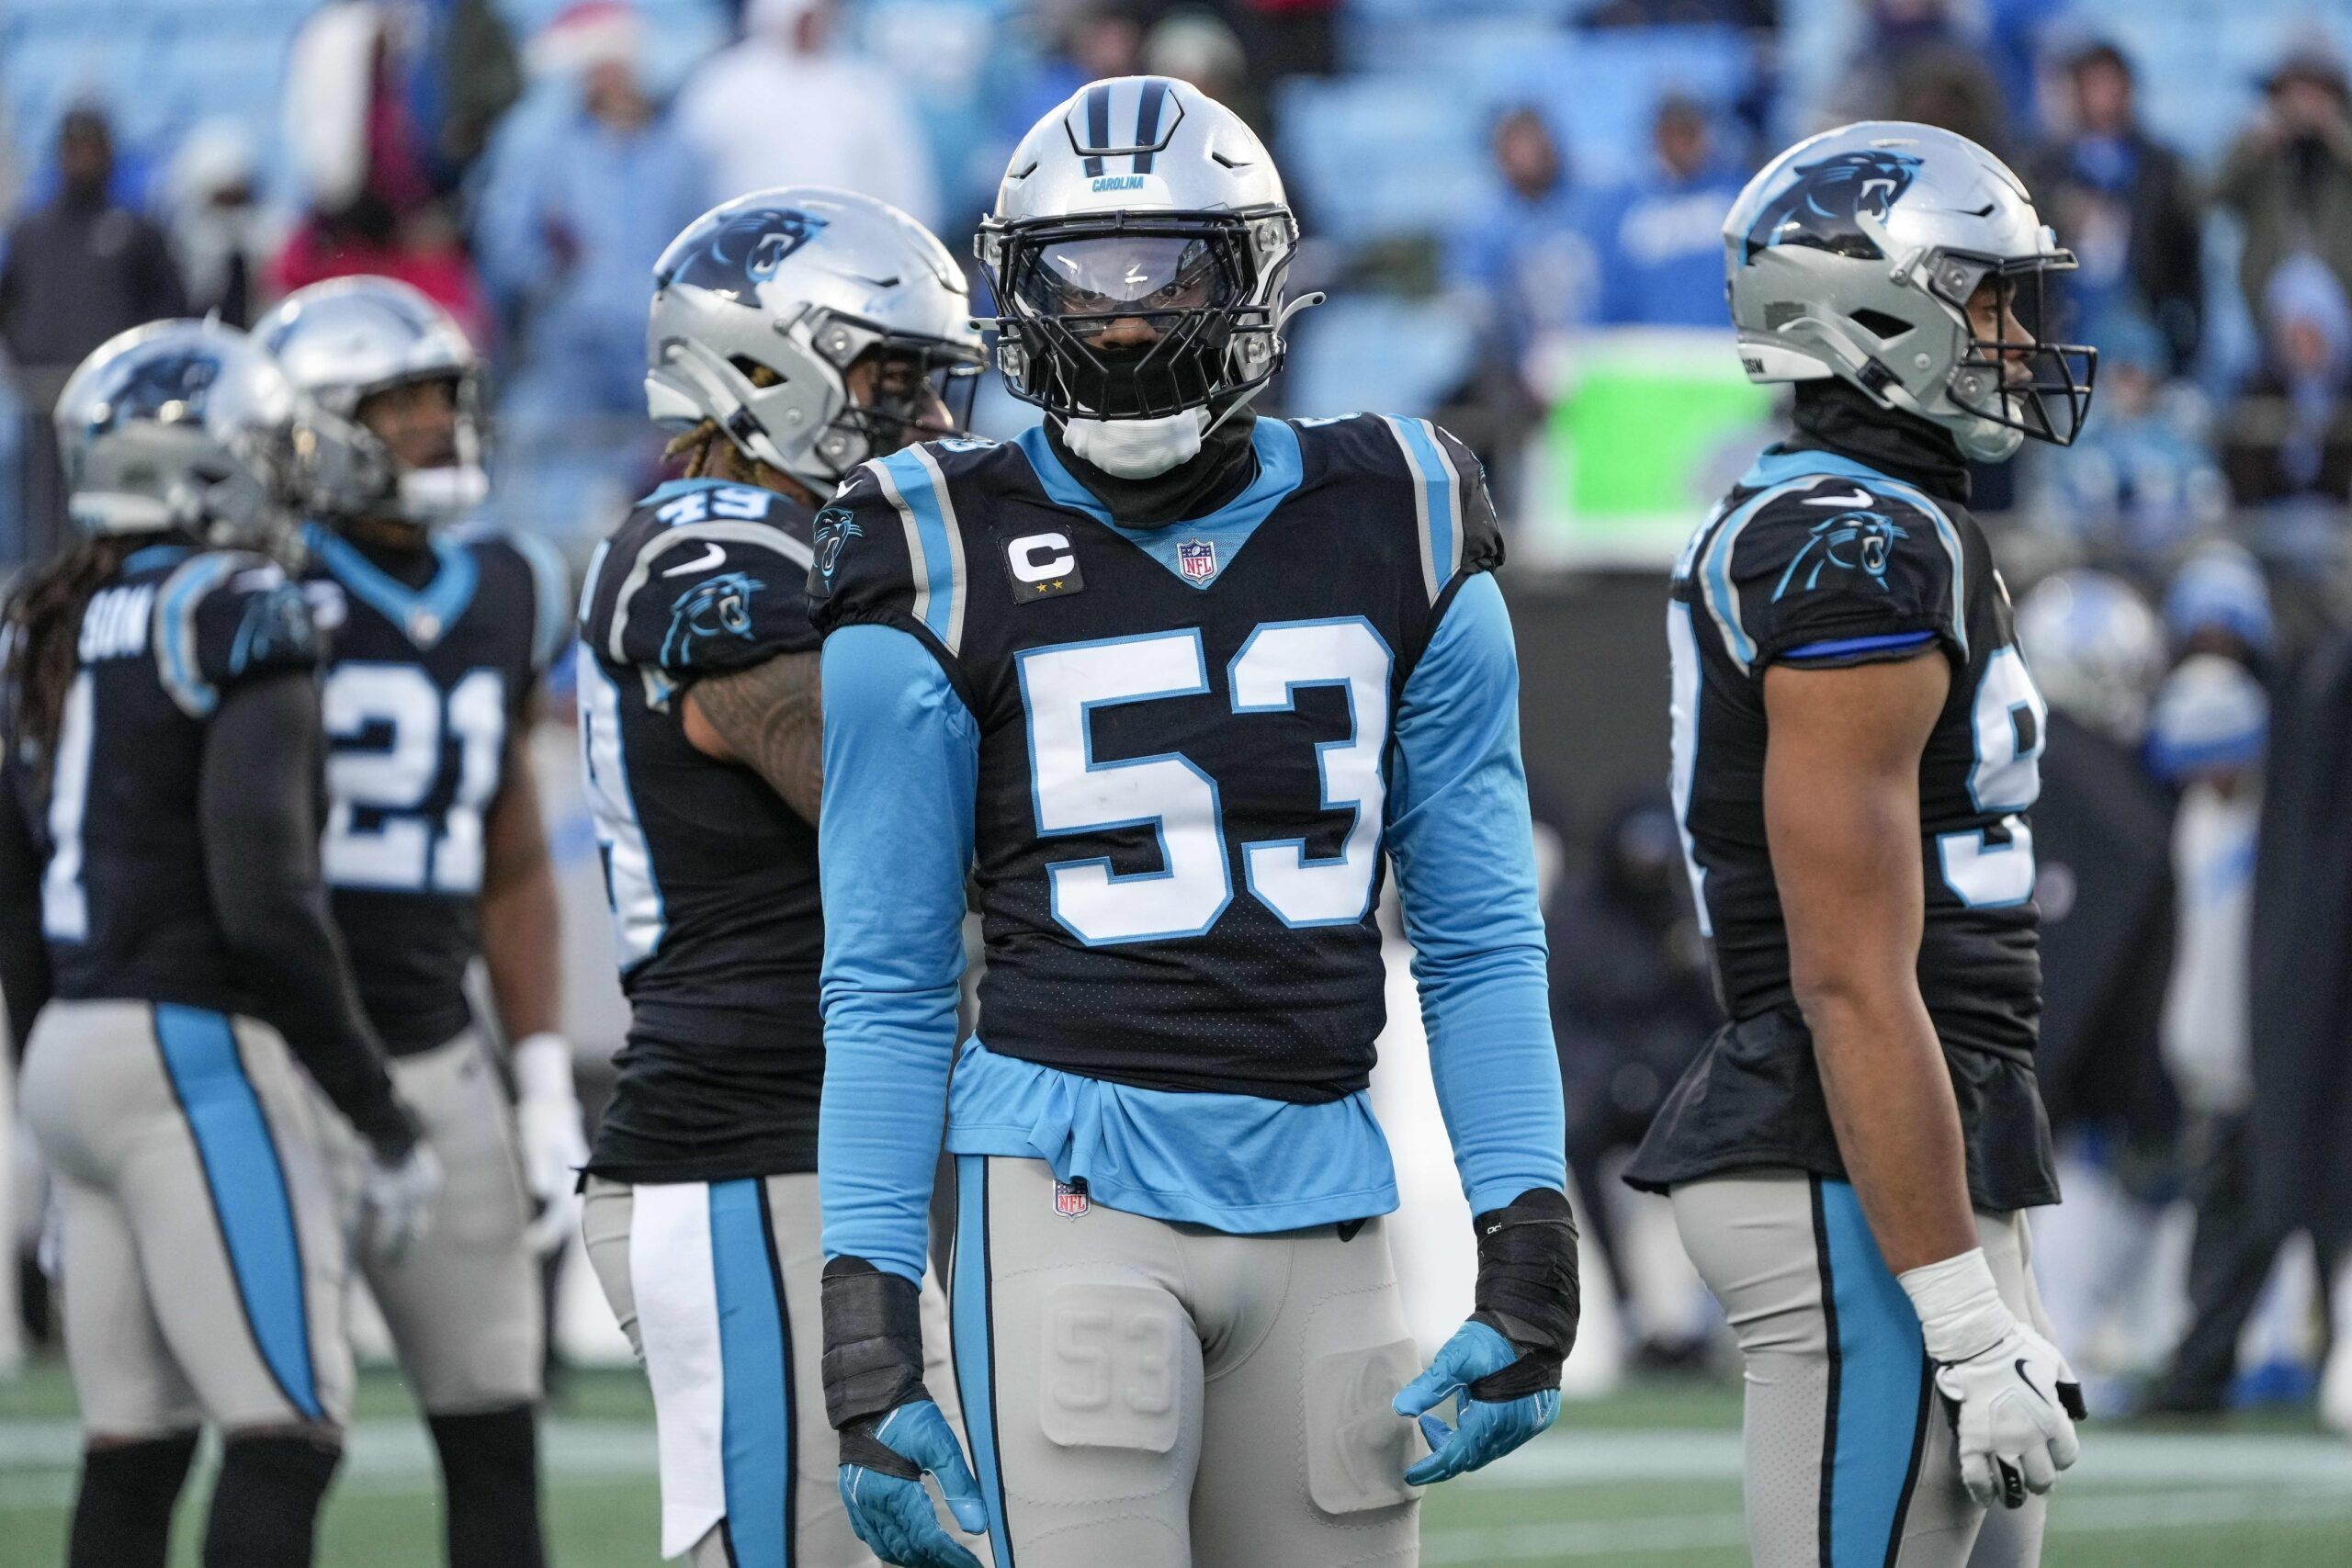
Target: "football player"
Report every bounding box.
[1623,122,2095,1567]
[573,187,989,1568]
[811,78,1579,1568]
[254,277,582,1568]
[0,321,436,1568]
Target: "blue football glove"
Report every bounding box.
[1394,1320,1563,1485]
[838,1399,989,1568]
[1394,1187,1580,1486]
[823,1258,990,1568]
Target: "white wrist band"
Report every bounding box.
[1896,1247,2016,1365]
[513,1033,576,1103]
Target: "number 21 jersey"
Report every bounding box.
[302,525,569,1053]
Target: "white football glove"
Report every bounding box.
[1900,1247,2084,1509]
[512,1032,587,1258]
[359,1140,444,1267]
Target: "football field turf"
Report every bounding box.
[4,1365,2348,1566]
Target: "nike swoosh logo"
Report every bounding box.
[2015,1359,2052,1404]
[663,543,726,576]
[1805,488,1876,507]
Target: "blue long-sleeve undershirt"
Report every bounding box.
[817,574,1565,1283]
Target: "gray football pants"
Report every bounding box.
[950,1155,1423,1568]
[311,1027,544,1414]
[583,1171,978,1568]
[1670,1172,2057,1568]
[21,998,352,1437]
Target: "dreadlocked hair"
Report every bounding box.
[3,533,142,809]
[662,364,797,488]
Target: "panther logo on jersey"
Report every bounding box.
[661,570,764,665]
[812,507,863,592]
[1772,511,1909,600]
[1742,150,1922,263]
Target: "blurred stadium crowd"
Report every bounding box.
[5,0,2352,1426]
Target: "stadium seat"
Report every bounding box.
[1275,76,1485,244]
[1283,295,1477,422]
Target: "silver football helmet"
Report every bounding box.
[645,187,985,491]
[978,76,1315,422]
[252,276,489,525]
[1725,121,2096,462]
[53,319,308,557]
[2014,570,2165,744]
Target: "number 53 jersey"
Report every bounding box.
[1626,446,2059,1213]
[810,416,1509,1105]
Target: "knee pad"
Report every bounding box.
[428,1404,548,1568]
[1304,1339,1422,1515]
[204,1432,342,1568]
[69,1430,198,1568]
[1038,1281,1185,1454]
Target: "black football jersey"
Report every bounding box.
[7,542,321,1013]
[575,479,828,1181]
[809,415,1503,1103]
[1625,445,2059,1212]
[302,524,568,1054]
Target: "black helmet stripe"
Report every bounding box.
[1133,79,1168,174]
[1082,83,1111,176]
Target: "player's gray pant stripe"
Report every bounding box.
[601,522,814,668]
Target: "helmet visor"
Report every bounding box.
[1930,252,2098,447]
[988,214,1277,420]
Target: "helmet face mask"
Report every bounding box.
[1725,121,2098,463]
[1923,254,2097,452]
[980,207,1294,420]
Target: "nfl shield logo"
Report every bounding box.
[1178,539,1217,582]
[1053,1180,1090,1220]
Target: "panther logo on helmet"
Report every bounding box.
[1772,512,1910,601]
[1742,150,1922,263]
[662,209,831,300]
[91,349,221,434]
[660,570,764,665]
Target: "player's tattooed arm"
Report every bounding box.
[480,717,564,1043]
[683,649,824,824]
[1762,651,1978,1275]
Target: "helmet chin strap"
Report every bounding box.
[1058,291,1329,480]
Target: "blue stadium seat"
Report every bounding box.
[1275,76,1484,243]
[1481,27,1755,186]
[1283,296,1477,422]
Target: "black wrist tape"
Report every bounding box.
[837,1422,922,1480]
[820,1257,931,1431]
[1467,1187,1580,1400]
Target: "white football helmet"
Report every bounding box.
[1725,121,2096,462]
[978,75,1315,423]
[53,319,308,558]
[2014,570,2165,744]
[252,276,489,525]
[645,187,984,491]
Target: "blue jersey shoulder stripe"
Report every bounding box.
[873,446,968,656]
[153,552,244,718]
[1380,416,1462,603]
[1739,450,1969,660]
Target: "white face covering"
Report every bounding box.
[397,463,490,523]
[1059,409,1211,479]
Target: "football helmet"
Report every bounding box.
[2014,570,2165,744]
[978,76,1317,424]
[252,276,489,525]
[1724,121,2096,462]
[53,319,309,557]
[645,187,985,491]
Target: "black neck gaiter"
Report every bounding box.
[1045,407,1261,528]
